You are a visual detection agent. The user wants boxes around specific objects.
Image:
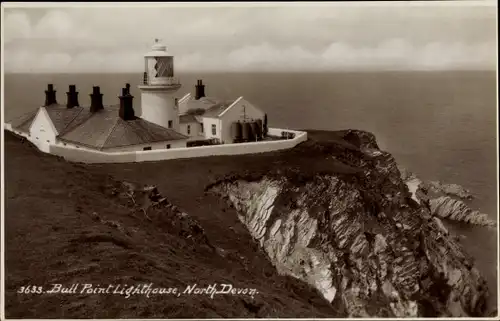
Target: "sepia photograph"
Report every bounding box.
[1,1,498,319]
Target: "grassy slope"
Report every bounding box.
[4,130,355,318]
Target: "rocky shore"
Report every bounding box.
[398,167,496,228]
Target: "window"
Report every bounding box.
[200,123,204,133]
[154,57,174,78]
[212,124,216,135]
[143,146,152,151]
[187,125,191,135]
[168,120,173,128]
[166,144,171,149]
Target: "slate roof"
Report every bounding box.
[9,109,38,133]
[8,103,188,151]
[203,101,235,118]
[184,96,235,118]
[59,105,188,150]
[9,104,90,135]
[44,105,87,133]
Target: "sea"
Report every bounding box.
[3,71,498,311]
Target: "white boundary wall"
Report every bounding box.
[5,125,307,164]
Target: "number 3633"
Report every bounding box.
[18,286,43,294]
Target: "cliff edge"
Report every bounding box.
[207,130,491,317]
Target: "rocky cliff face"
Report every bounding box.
[208,130,490,318]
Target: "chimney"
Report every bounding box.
[89,86,104,112]
[44,84,58,106]
[66,85,80,108]
[119,87,135,121]
[195,79,205,100]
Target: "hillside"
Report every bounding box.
[3,130,346,318]
[3,129,493,318]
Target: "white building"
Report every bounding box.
[7,40,267,152]
[178,80,266,144]
[138,40,181,131]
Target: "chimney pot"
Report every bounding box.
[195,80,206,100]
[89,86,104,112]
[66,85,79,108]
[119,88,135,121]
[45,84,57,106]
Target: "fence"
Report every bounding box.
[45,127,307,164]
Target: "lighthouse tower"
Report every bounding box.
[138,39,181,130]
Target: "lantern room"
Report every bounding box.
[142,39,177,87]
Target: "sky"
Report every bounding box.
[2,2,498,73]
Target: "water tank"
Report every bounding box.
[242,122,251,141]
[256,119,263,132]
[253,121,263,140]
[250,122,260,141]
[230,122,242,141]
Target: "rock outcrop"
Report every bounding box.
[430,196,496,228]
[208,130,490,318]
[399,167,474,201]
[398,167,495,228]
[106,180,216,250]
[425,181,474,200]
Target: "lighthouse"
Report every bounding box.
[138,39,181,130]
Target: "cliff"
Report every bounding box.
[208,130,490,317]
[4,129,493,318]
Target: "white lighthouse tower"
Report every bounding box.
[138,39,181,130]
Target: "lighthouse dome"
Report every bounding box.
[144,39,171,57]
[152,43,167,52]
